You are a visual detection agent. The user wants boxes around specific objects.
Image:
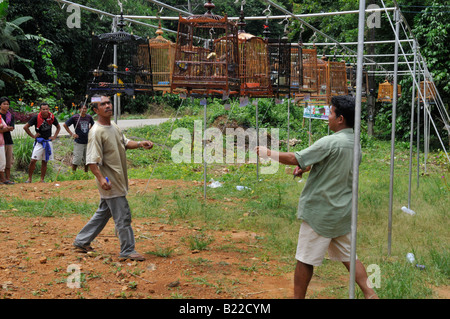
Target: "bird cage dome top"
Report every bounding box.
[96,12,145,44]
[149,23,174,45]
[185,0,223,21]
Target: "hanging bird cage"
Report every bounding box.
[87,12,153,96]
[266,33,291,97]
[147,22,176,93]
[346,64,356,94]
[290,43,303,96]
[377,80,401,103]
[171,1,240,97]
[309,57,328,104]
[300,48,318,95]
[237,10,272,97]
[328,61,348,98]
[418,80,437,103]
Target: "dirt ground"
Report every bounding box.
[1,179,448,300]
[0,179,301,300]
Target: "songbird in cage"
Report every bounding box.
[93,69,103,77]
[207,52,217,60]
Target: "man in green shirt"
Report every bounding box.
[256,95,378,299]
[73,95,154,261]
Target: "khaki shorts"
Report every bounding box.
[295,221,356,266]
[72,142,87,166]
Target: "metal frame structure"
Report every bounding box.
[53,0,449,299]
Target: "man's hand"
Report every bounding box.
[255,146,270,158]
[293,165,311,179]
[100,176,112,190]
[141,141,153,150]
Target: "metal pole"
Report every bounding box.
[287,98,290,152]
[387,8,400,257]
[256,101,259,182]
[349,0,366,299]
[113,16,118,124]
[407,40,417,209]
[416,65,421,188]
[424,66,428,174]
[203,100,207,199]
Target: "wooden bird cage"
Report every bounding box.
[87,12,152,96]
[309,57,328,104]
[290,44,303,97]
[377,80,401,103]
[300,48,318,95]
[418,80,437,103]
[147,23,176,93]
[171,1,240,97]
[328,61,348,98]
[236,9,272,98]
[238,32,272,97]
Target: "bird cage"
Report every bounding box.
[238,32,272,97]
[147,22,176,93]
[237,10,272,97]
[418,80,437,103]
[377,80,401,103]
[328,61,348,98]
[267,37,291,97]
[171,1,240,97]
[87,12,153,96]
[346,64,356,94]
[290,43,303,96]
[300,48,318,94]
[310,57,328,104]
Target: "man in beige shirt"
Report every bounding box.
[73,95,153,261]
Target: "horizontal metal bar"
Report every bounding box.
[301,39,414,46]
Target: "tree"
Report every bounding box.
[0,15,37,90]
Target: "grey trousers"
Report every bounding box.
[74,196,137,257]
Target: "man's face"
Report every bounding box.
[40,104,50,118]
[94,96,113,118]
[0,101,9,113]
[328,105,342,132]
[80,105,88,116]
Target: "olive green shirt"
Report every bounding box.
[294,128,359,238]
[86,122,130,199]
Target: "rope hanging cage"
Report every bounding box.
[237,8,273,98]
[87,11,153,97]
[171,0,240,97]
[146,21,176,93]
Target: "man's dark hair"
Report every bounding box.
[0,96,10,104]
[39,102,49,109]
[331,95,356,129]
